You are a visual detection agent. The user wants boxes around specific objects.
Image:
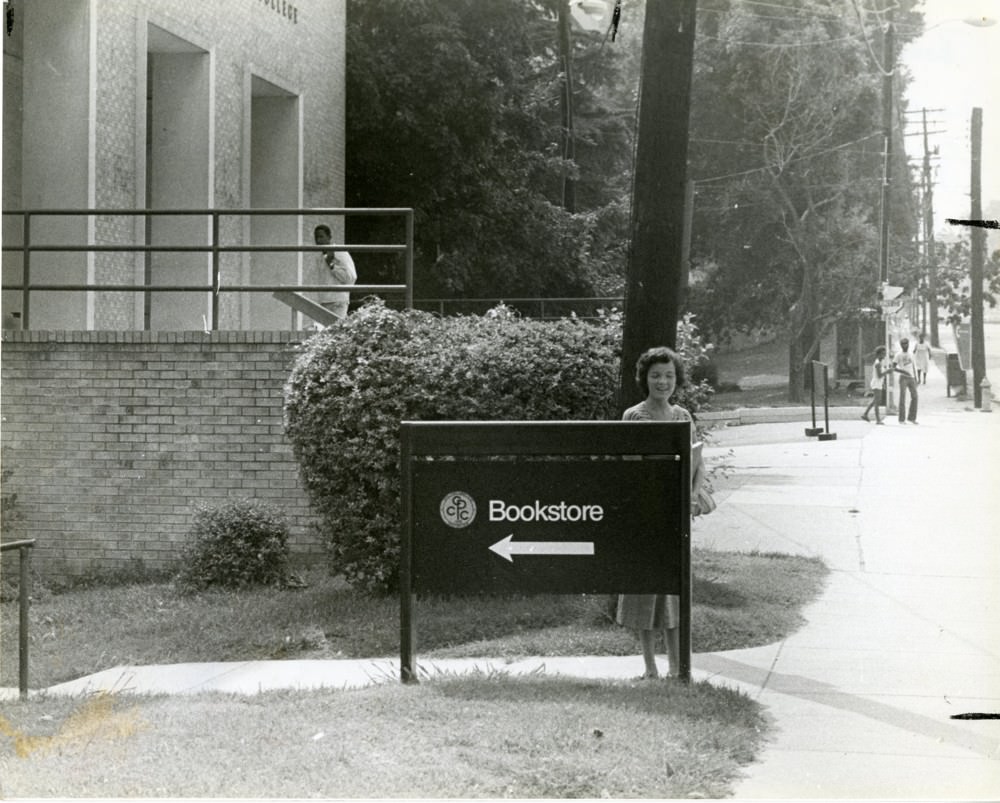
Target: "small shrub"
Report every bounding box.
[176,498,290,593]
[1,457,26,541]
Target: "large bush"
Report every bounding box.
[283,300,711,593]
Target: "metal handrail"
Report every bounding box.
[399,296,624,319]
[1,538,36,698]
[1,207,414,329]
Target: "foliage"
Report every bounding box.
[344,0,637,299]
[176,499,290,593]
[1,456,24,542]
[686,0,922,399]
[283,300,713,593]
[926,241,1000,326]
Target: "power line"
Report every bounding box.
[694,131,883,184]
[696,5,842,25]
[849,0,892,75]
[696,30,867,48]
[736,0,844,19]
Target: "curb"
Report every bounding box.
[697,406,866,427]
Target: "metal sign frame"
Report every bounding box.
[400,420,693,683]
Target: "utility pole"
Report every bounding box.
[921,108,940,347]
[618,0,697,412]
[557,1,576,213]
[878,10,895,411]
[970,107,986,408]
[878,12,894,291]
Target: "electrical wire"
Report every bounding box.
[735,0,845,18]
[848,0,893,75]
[697,5,843,25]
[697,31,868,47]
[694,131,884,184]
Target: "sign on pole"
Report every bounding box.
[400,421,693,683]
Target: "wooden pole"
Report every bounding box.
[618,0,697,412]
[557,1,576,213]
[970,107,986,408]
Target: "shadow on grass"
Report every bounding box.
[693,573,748,608]
[429,668,760,724]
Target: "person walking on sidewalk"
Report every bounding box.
[617,346,713,680]
[893,337,919,424]
[862,345,890,424]
[913,333,931,384]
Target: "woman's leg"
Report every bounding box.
[639,629,659,678]
[664,627,680,678]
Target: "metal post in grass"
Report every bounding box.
[400,421,693,685]
[817,362,837,441]
[1,539,36,698]
[399,429,418,684]
[805,361,823,437]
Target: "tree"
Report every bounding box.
[344,0,636,302]
[930,240,1000,327]
[685,0,921,400]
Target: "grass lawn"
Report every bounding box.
[0,674,764,798]
[708,336,868,410]
[2,549,827,689]
[1,550,825,798]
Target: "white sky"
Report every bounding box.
[899,0,1000,234]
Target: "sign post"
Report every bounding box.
[400,420,693,683]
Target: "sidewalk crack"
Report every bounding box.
[758,640,785,697]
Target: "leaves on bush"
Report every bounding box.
[283,301,713,594]
[176,498,290,593]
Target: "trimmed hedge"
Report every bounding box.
[283,300,710,593]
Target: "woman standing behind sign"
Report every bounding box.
[617,346,712,680]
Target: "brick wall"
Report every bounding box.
[0,331,324,582]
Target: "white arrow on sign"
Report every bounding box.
[488,534,595,563]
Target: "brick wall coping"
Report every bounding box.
[2,330,311,345]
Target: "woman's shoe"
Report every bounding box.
[861,414,870,422]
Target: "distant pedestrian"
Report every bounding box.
[913,333,931,384]
[312,224,357,320]
[617,346,713,680]
[861,346,889,424]
[893,337,919,424]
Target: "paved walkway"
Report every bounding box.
[691,354,1000,798]
[9,351,1000,798]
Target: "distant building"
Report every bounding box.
[2,0,347,330]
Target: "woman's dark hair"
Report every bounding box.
[875,345,886,357]
[635,346,686,397]
[314,223,332,239]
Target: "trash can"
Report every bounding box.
[946,353,967,397]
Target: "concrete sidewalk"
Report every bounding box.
[692,357,1000,798]
[11,356,1000,798]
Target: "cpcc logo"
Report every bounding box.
[440,491,477,528]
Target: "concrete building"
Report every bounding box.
[2,0,347,331]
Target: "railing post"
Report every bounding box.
[211,211,221,330]
[404,209,414,311]
[19,544,31,698]
[22,213,31,330]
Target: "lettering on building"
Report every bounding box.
[260,0,298,24]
